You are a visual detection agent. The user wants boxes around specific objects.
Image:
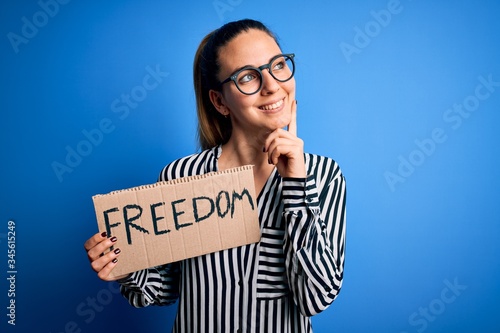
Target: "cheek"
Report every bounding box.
[285,79,296,98]
[225,90,258,110]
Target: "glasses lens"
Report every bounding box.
[270,55,294,82]
[235,68,262,95]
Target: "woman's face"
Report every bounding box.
[213,29,296,136]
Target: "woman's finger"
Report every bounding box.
[84,231,107,252]
[287,99,298,136]
[264,131,305,177]
[91,247,121,273]
[86,235,118,262]
[96,253,122,282]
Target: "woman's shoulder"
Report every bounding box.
[158,146,219,181]
[304,152,344,180]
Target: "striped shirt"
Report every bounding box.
[119,145,346,332]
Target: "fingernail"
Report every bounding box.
[101,231,107,238]
[268,158,273,165]
[114,248,121,255]
[112,258,118,264]
[110,236,117,242]
[262,146,266,152]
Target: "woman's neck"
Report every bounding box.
[219,135,267,169]
[218,135,275,195]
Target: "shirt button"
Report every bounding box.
[238,280,243,286]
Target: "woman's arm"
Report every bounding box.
[118,262,181,308]
[282,157,346,316]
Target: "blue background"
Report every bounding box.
[1,0,500,332]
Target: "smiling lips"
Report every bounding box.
[259,98,284,111]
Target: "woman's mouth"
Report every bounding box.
[258,98,284,111]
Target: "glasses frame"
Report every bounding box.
[218,53,295,95]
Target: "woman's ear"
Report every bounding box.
[209,89,230,116]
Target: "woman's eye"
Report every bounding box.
[273,60,285,71]
[239,73,257,84]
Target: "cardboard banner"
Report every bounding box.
[92,165,260,279]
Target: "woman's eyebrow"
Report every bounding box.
[227,54,282,75]
[228,64,254,76]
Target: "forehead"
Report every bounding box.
[217,29,282,76]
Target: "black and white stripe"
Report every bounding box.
[119,146,346,332]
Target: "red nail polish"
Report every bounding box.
[262,147,266,152]
[110,236,117,242]
[101,231,107,238]
[112,258,118,264]
[114,248,121,255]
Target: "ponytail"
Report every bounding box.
[193,32,232,150]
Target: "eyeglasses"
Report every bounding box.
[218,53,295,95]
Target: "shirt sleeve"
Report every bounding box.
[118,262,181,308]
[282,161,346,317]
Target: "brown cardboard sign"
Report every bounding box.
[92,165,260,279]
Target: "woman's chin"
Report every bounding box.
[271,113,292,131]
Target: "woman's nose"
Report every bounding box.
[260,70,280,94]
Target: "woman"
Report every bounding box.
[84,19,346,332]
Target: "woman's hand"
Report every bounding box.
[264,100,306,178]
[84,232,128,281]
